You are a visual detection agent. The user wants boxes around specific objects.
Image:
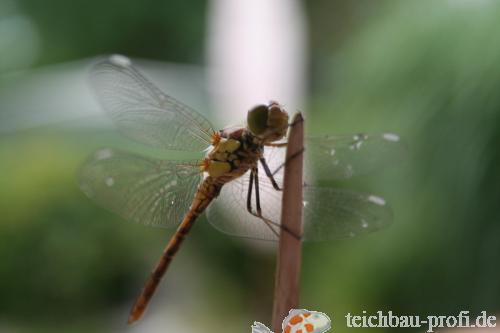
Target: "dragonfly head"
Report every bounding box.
[247,101,289,143]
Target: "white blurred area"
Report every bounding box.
[207,0,307,125]
[128,3,308,332]
[0,0,307,134]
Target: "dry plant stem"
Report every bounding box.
[272,113,304,332]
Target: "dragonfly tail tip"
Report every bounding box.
[127,313,140,325]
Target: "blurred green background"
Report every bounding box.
[1,0,500,332]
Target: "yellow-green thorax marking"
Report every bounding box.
[203,100,289,181]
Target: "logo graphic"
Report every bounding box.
[252,309,331,333]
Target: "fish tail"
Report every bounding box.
[252,322,273,333]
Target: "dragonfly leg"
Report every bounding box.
[247,169,254,213]
[269,113,305,175]
[245,168,280,239]
[259,158,282,191]
[253,167,262,215]
[271,147,305,177]
[289,113,304,127]
[265,142,288,147]
[249,167,302,241]
[249,210,302,241]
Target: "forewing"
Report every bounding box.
[303,186,393,241]
[79,148,203,227]
[90,55,215,151]
[305,133,405,181]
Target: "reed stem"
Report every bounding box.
[272,113,304,332]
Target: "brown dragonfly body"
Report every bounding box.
[82,55,400,325]
[129,120,287,322]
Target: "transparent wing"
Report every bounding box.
[79,148,203,227]
[207,179,392,241]
[305,133,405,181]
[206,174,283,242]
[207,148,284,241]
[302,187,393,241]
[206,149,392,241]
[256,133,404,184]
[90,55,215,151]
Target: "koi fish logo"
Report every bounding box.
[252,309,331,333]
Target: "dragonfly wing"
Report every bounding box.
[305,133,405,181]
[79,148,203,227]
[208,179,392,241]
[206,150,284,241]
[303,186,393,241]
[206,167,392,241]
[90,55,215,151]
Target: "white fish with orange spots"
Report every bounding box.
[252,309,331,333]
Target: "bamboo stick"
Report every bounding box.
[272,113,304,332]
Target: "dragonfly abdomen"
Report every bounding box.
[128,177,222,323]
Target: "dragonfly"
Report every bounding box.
[79,55,404,324]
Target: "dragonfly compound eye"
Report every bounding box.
[247,102,289,142]
[267,102,289,140]
[247,104,269,136]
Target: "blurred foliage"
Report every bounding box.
[0,131,151,327]
[303,1,500,330]
[2,0,207,69]
[1,0,500,332]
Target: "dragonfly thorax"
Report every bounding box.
[203,101,289,179]
[203,127,264,179]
